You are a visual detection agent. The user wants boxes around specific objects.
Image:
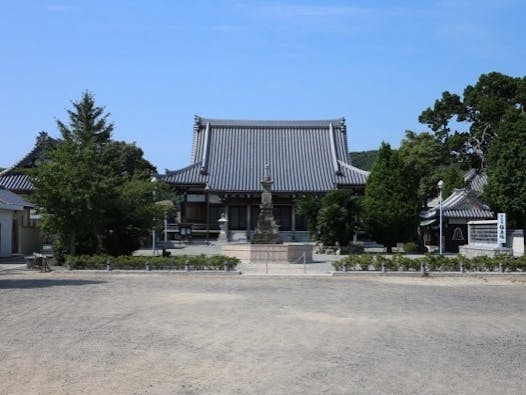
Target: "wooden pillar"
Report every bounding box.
[181,191,187,222]
[205,191,210,244]
[246,203,251,240]
[291,204,296,241]
[225,202,229,233]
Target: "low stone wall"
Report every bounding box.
[222,243,313,264]
[459,244,513,258]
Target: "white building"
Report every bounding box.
[0,186,34,257]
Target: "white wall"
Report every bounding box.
[0,209,13,257]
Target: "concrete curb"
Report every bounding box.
[331,271,526,277]
[0,264,26,272]
[50,269,242,276]
[240,272,332,277]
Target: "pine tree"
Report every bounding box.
[363,143,419,252]
[31,92,160,256]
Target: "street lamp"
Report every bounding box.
[437,179,444,255]
[151,176,157,255]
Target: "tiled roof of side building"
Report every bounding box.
[464,169,487,195]
[0,132,57,194]
[0,186,34,210]
[160,117,368,192]
[444,209,494,218]
[422,188,493,220]
[0,174,34,194]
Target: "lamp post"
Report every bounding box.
[151,176,157,255]
[437,180,444,255]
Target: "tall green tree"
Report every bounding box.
[484,110,526,233]
[98,142,159,256]
[419,72,526,169]
[399,130,447,205]
[363,143,419,252]
[31,92,160,256]
[399,130,465,205]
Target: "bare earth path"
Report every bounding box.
[1,272,525,394]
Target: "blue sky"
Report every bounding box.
[1,0,524,172]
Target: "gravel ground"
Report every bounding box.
[1,271,525,395]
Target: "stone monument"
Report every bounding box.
[221,164,313,264]
[251,164,282,244]
[217,213,228,244]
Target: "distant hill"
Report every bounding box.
[349,150,378,171]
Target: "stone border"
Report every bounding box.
[331,271,526,277]
[38,268,242,276]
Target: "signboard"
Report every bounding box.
[497,213,506,244]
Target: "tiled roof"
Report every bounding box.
[0,132,56,194]
[161,116,368,192]
[464,169,487,195]
[163,162,207,185]
[422,188,493,220]
[0,186,34,210]
[0,174,33,194]
[444,209,494,218]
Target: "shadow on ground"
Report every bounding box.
[0,279,106,289]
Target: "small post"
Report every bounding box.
[499,262,503,274]
[67,258,72,271]
[185,260,189,272]
[106,259,112,271]
[381,262,386,273]
[343,263,348,272]
[303,253,306,274]
[438,180,444,255]
[421,261,429,277]
[459,261,464,273]
[224,261,229,272]
[145,261,151,271]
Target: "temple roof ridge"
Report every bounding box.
[193,115,346,129]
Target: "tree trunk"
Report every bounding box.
[96,234,103,255]
[69,231,76,256]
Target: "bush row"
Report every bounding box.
[332,254,526,272]
[66,254,240,271]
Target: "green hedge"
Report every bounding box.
[333,254,526,272]
[66,254,239,271]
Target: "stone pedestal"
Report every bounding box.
[222,243,313,264]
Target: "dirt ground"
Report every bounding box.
[1,271,525,394]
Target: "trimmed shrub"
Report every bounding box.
[333,253,526,272]
[66,254,239,271]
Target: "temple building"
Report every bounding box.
[0,133,56,254]
[420,171,493,253]
[159,116,368,242]
[0,186,34,257]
